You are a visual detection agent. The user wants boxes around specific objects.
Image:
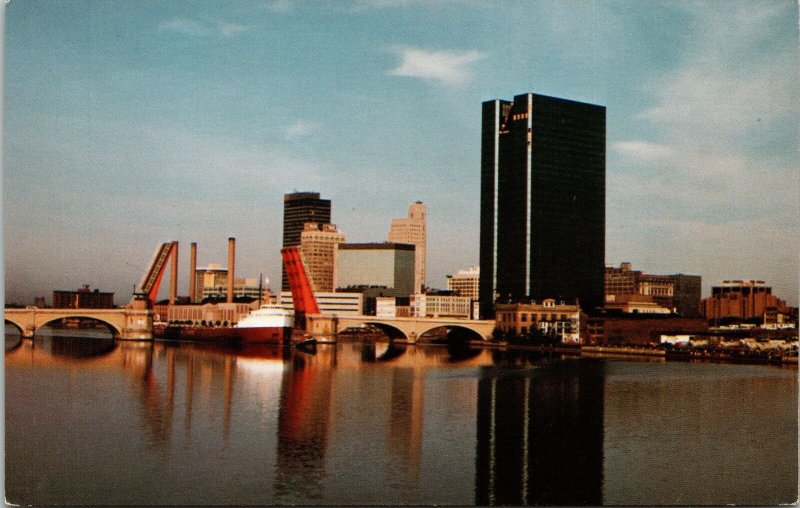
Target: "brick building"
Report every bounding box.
[702,280,789,323]
[52,285,114,309]
[604,263,702,317]
[585,314,707,346]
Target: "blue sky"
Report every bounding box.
[3,0,798,306]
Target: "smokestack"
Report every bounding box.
[227,237,235,304]
[169,241,179,305]
[189,242,197,303]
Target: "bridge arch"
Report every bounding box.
[4,319,24,336]
[417,324,486,343]
[360,322,409,341]
[36,315,121,338]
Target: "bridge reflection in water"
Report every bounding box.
[7,332,797,506]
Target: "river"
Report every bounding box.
[5,329,797,505]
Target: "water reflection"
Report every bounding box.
[5,336,797,506]
[475,359,605,506]
[274,346,335,501]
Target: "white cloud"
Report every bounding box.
[158,17,248,38]
[388,46,485,86]
[218,21,248,37]
[612,141,674,163]
[285,120,318,140]
[158,18,209,37]
[636,4,798,141]
[264,0,293,12]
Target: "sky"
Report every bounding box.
[2,0,798,306]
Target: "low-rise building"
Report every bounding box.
[605,262,701,317]
[53,285,114,309]
[280,291,363,316]
[585,314,707,346]
[201,277,267,301]
[494,299,581,343]
[410,293,475,319]
[603,294,672,314]
[153,301,258,325]
[446,266,480,299]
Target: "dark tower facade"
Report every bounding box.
[479,93,605,317]
[282,192,331,291]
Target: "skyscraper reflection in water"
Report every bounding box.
[475,357,605,506]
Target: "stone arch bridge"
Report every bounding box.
[306,314,496,343]
[4,307,153,340]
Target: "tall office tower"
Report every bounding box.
[282,192,331,291]
[388,201,426,292]
[300,222,346,292]
[479,93,605,317]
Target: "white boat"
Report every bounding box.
[235,305,294,344]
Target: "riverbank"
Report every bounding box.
[465,341,797,366]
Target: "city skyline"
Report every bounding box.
[3,2,798,306]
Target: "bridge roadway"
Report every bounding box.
[5,307,154,340]
[305,313,496,343]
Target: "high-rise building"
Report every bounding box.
[282,192,331,291]
[336,242,416,295]
[300,222,346,293]
[388,201,426,292]
[446,265,480,300]
[479,93,606,317]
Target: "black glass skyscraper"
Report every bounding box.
[282,192,331,291]
[479,93,605,317]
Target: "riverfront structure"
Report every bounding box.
[388,201,426,292]
[52,285,114,309]
[479,93,606,318]
[300,222,346,293]
[336,242,416,295]
[494,298,582,343]
[282,192,331,291]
